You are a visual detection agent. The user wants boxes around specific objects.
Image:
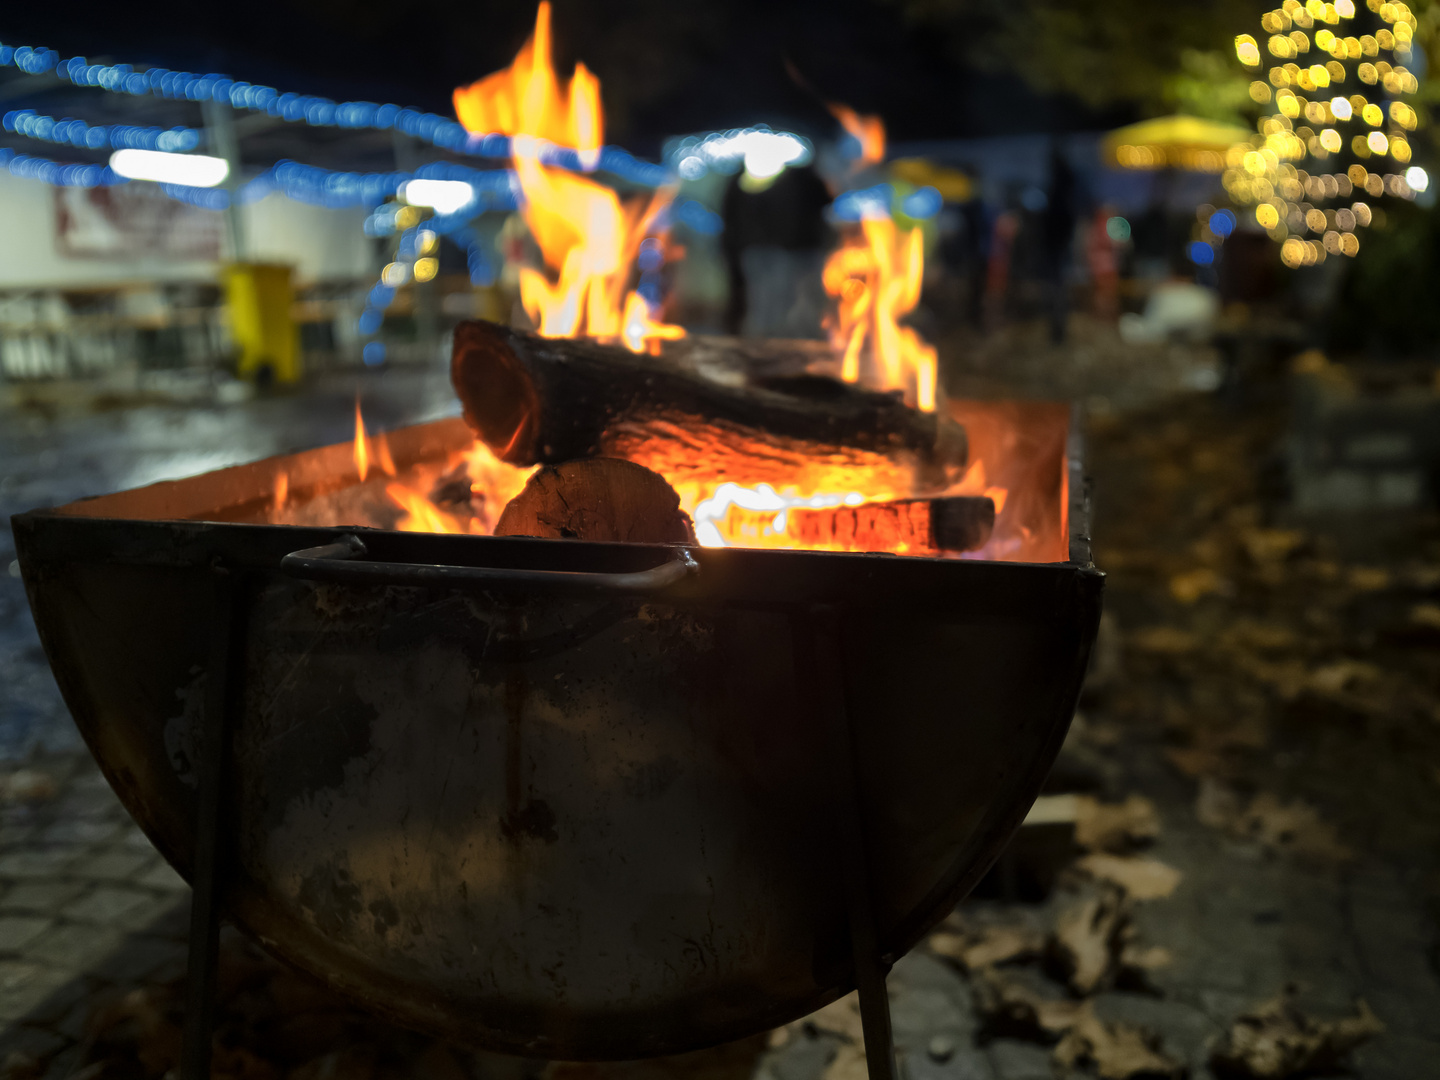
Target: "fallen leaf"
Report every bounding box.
[1165,746,1224,778]
[1129,627,1200,656]
[1220,619,1301,653]
[1241,529,1306,565]
[970,967,1086,1039]
[804,992,865,1044]
[1409,602,1440,630]
[929,924,1045,971]
[820,1042,868,1080]
[1305,660,1382,697]
[1074,854,1183,901]
[1054,1010,1184,1079]
[1119,943,1173,971]
[1051,885,1129,994]
[0,770,57,804]
[1075,795,1161,852]
[1195,784,1352,862]
[1209,989,1384,1078]
[1169,567,1228,604]
[1195,776,1246,830]
[1346,565,1391,591]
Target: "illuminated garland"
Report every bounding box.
[0,143,522,217]
[1230,0,1427,267]
[2,108,200,153]
[0,39,669,188]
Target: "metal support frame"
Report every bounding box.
[181,567,245,1080]
[795,606,898,1080]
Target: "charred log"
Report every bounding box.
[451,320,966,492]
[494,458,696,545]
[785,495,995,555]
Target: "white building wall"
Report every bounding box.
[0,172,372,289]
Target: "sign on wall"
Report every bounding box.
[54,183,223,261]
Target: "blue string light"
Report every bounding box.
[0,38,670,188]
[0,146,125,187]
[2,108,201,153]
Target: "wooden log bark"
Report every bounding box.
[494,458,696,545]
[451,320,967,494]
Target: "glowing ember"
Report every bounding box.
[454,2,683,354]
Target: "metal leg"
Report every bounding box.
[182,569,244,1080]
[796,607,899,1080]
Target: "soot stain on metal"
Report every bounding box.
[297,854,364,939]
[499,611,558,846]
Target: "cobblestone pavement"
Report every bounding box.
[0,364,1436,1079]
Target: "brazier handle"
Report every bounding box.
[280,534,699,593]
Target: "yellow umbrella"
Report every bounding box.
[1103,115,1252,173]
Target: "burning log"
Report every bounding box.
[451,320,967,493]
[784,495,994,554]
[494,458,696,544]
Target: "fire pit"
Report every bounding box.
[10,358,1100,1073]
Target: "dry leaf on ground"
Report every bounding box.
[1073,854,1183,901]
[1305,660,1382,698]
[1209,989,1384,1078]
[1050,885,1129,995]
[1195,782,1352,862]
[970,967,1086,1039]
[1169,567,1229,604]
[1128,627,1200,656]
[1075,795,1161,853]
[929,923,1045,971]
[1053,1009,1184,1080]
[1241,528,1307,565]
[0,769,57,804]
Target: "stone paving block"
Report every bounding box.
[59,885,154,928]
[764,1032,839,1080]
[39,1042,84,1080]
[120,827,160,853]
[23,924,125,971]
[1353,1033,1440,1080]
[135,858,187,894]
[36,819,121,847]
[906,1048,996,1080]
[90,935,188,984]
[69,850,149,883]
[0,881,86,915]
[985,1040,1051,1080]
[10,969,90,1029]
[0,918,52,955]
[0,966,75,1023]
[132,897,190,941]
[0,962,42,994]
[1091,992,1222,1072]
[0,1023,65,1061]
[0,850,79,881]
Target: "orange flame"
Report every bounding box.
[453,2,603,162]
[354,399,370,481]
[829,103,886,168]
[454,2,683,354]
[824,214,938,412]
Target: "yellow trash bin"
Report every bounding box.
[223,263,301,384]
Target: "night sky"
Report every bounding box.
[3,0,1119,157]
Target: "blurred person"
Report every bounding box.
[1085,205,1121,322]
[1041,143,1078,343]
[982,203,1020,333]
[722,161,833,337]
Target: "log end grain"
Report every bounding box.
[494,458,697,545]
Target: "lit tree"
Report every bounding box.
[1227,0,1427,268]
